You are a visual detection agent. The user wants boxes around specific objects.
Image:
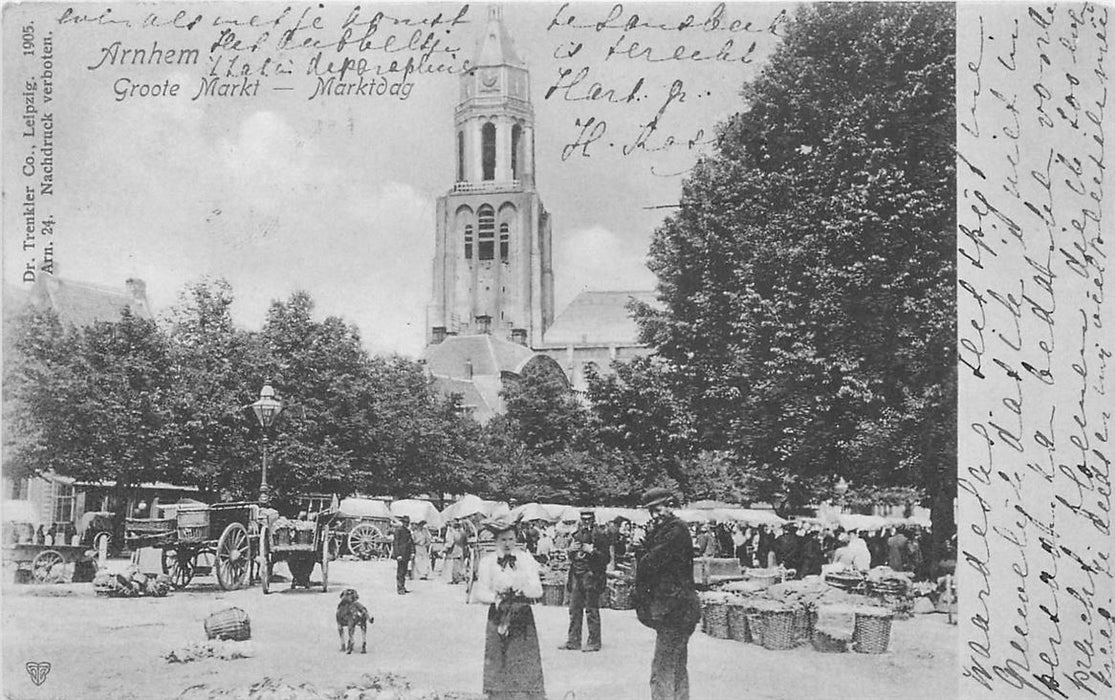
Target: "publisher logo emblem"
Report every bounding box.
[26,661,51,686]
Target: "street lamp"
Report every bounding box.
[250,383,284,505]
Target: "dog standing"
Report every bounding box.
[336,588,372,653]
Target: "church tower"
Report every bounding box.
[427,6,555,347]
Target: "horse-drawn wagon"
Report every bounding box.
[331,498,393,560]
[125,501,260,590]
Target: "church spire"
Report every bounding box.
[472,4,524,68]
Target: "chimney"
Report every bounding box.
[431,326,447,344]
[125,278,147,303]
[464,359,473,379]
[511,328,527,346]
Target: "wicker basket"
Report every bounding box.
[703,601,731,639]
[760,609,796,650]
[542,582,565,606]
[853,608,893,654]
[204,607,251,641]
[727,603,752,642]
[812,627,851,653]
[273,528,293,547]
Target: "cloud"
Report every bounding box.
[553,226,656,312]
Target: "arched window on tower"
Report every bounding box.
[464,224,474,260]
[457,131,465,182]
[481,123,496,181]
[478,207,495,260]
[511,124,522,181]
[499,222,510,262]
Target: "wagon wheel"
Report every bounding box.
[260,524,272,595]
[31,550,64,583]
[464,546,479,602]
[320,525,330,593]
[162,547,196,589]
[215,523,251,590]
[347,524,381,560]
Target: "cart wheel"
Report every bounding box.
[261,524,272,595]
[31,550,64,583]
[347,524,381,560]
[320,525,330,593]
[215,523,251,590]
[464,548,478,602]
[162,548,196,589]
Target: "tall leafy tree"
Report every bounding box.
[635,3,956,543]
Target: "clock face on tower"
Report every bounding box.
[480,69,499,91]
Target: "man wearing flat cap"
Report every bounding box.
[634,488,701,700]
[392,515,415,595]
[560,509,610,652]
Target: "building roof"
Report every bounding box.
[473,6,524,67]
[541,291,656,347]
[424,334,535,379]
[21,274,151,328]
[430,375,495,419]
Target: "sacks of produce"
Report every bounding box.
[93,568,172,598]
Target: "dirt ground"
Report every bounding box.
[1,558,957,700]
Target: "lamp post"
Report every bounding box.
[250,383,284,505]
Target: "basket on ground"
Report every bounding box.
[760,608,797,650]
[205,607,251,641]
[541,582,565,606]
[746,614,764,646]
[852,607,893,654]
[792,607,816,642]
[702,600,731,639]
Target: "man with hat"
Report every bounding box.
[634,488,701,700]
[392,515,415,595]
[559,509,610,652]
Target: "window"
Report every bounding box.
[478,207,495,260]
[10,477,30,500]
[499,222,510,261]
[464,224,474,260]
[482,122,496,181]
[53,482,75,524]
[511,124,522,180]
[457,131,465,182]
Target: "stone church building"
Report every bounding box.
[425,7,654,421]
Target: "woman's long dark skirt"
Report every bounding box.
[483,603,546,700]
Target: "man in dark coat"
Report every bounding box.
[773,523,801,573]
[392,515,415,594]
[560,510,610,652]
[634,488,701,700]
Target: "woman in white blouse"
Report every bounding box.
[472,520,546,700]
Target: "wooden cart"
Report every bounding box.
[259,510,333,594]
[125,502,260,591]
[4,543,94,583]
[333,516,392,560]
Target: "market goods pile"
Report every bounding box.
[176,674,484,700]
[92,569,172,597]
[165,640,256,663]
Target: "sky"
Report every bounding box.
[3,1,792,357]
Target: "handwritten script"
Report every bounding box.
[957,3,1113,698]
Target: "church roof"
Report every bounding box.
[424,333,535,379]
[12,274,152,328]
[542,291,657,347]
[472,6,524,68]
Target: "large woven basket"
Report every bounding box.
[204,607,251,641]
[727,603,752,642]
[746,614,764,646]
[853,608,893,654]
[542,582,565,606]
[760,609,796,650]
[703,601,730,639]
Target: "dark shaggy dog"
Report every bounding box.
[336,588,372,653]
